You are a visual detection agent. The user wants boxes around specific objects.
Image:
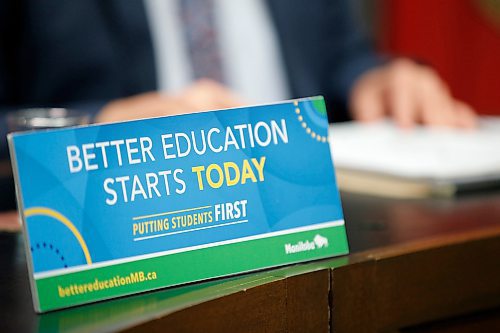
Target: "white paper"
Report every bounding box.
[329,118,500,183]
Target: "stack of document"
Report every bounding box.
[329,118,500,198]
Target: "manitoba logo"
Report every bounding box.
[284,234,329,254]
[313,234,329,248]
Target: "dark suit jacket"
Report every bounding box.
[0,0,380,155]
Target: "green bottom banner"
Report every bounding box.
[35,224,348,311]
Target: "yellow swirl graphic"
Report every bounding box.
[25,207,92,265]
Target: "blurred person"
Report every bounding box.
[0,0,476,158]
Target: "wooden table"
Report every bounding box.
[1,191,499,332]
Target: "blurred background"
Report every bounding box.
[361,0,500,115]
[1,0,500,213]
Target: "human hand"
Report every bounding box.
[349,59,477,128]
[96,79,242,123]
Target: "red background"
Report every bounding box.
[380,0,500,115]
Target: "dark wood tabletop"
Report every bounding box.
[1,191,500,332]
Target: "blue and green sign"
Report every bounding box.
[9,97,348,312]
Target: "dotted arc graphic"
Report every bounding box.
[25,207,92,265]
[293,100,328,143]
